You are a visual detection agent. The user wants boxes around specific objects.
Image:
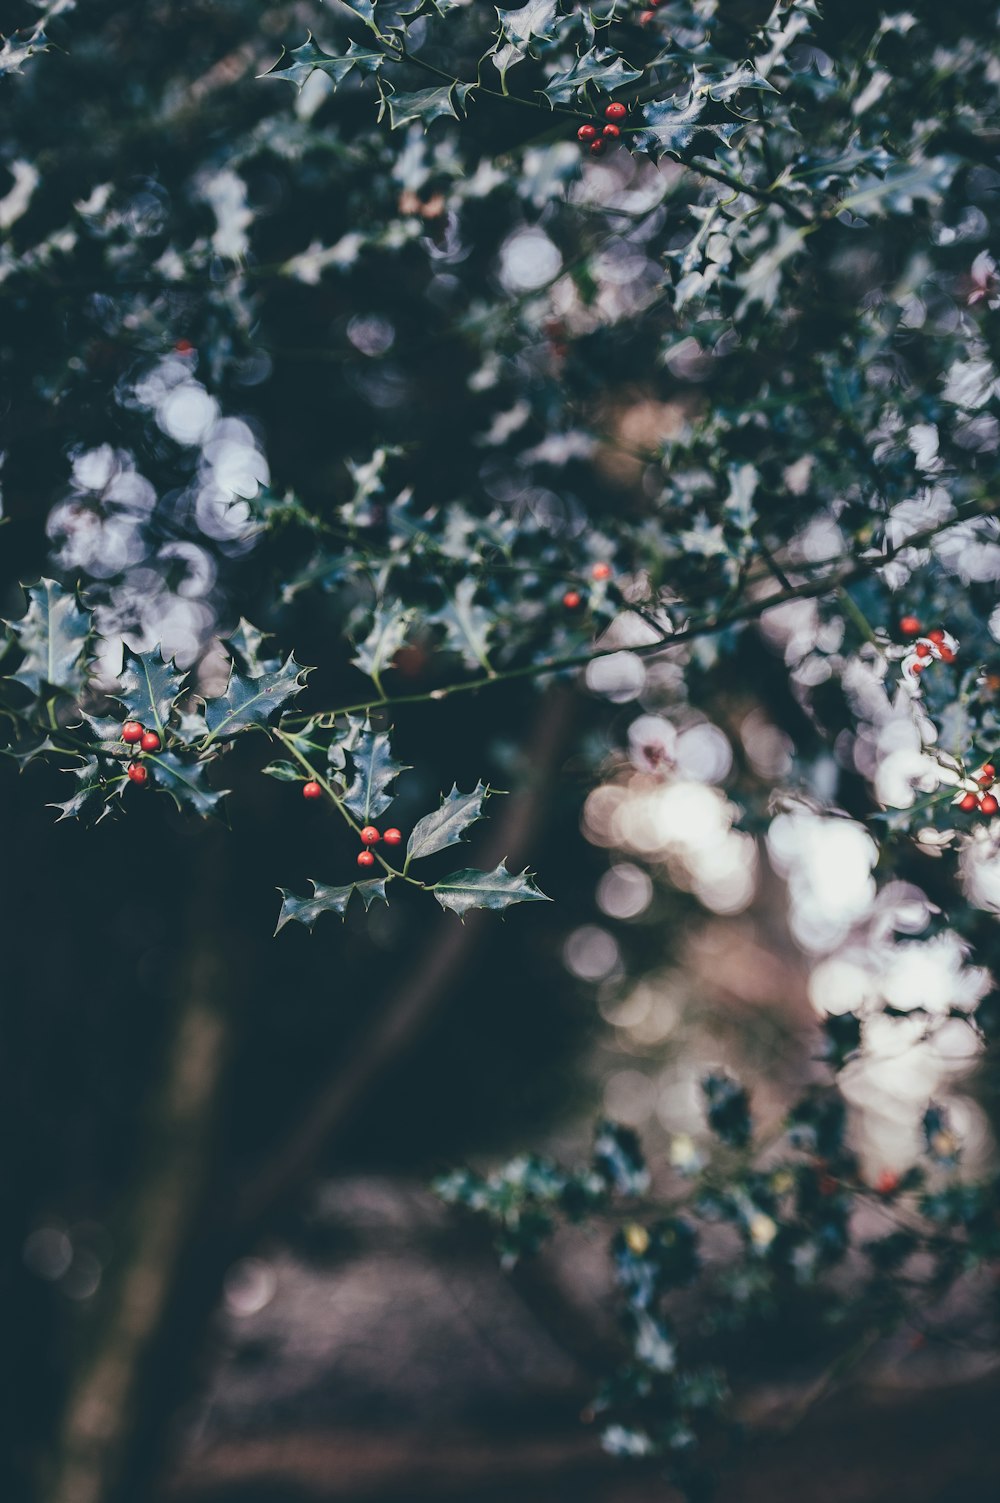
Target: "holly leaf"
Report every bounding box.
[407,782,491,862]
[431,861,550,916]
[275,877,388,933]
[50,756,115,826]
[145,750,228,817]
[492,0,561,85]
[695,62,778,104]
[382,84,471,131]
[432,579,493,671]
[261,34,384,90]
[8,579,90,697]
[117,646,187,737]
[342,724,409,822]
[224,618,281,677]
[261,759,305,782]
[351,605,412,683]
[204,655,308,740]
[542,49,643,107]
[632,92,742,160]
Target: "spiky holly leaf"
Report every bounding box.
[145,750,227,817]
[431,861,549,916]
[261,33,384,90]
[275,877,388,934]
[494,0,560,82]
[432,579,493,671]
[50,756,115,826]
[695,62,778,104]
[407,782,491,862]
[632,92,742,160]
[542,49,643,107]
[203,655,308,740]
[7,579,90,697]
[224,618,281,677]
[351,605,412,684]
[343,723,409,822]
[118,646,187,738]
[381,83,473,131]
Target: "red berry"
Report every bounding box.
[915,642,931,658]
[875,1169,900,1196]
[357,849,376,868]
[127,763,148,785]
[899,616,921,637]
[383,828,403,845]
[960,792,979,812]
[140,730,161,752]
[122,720,143,744]
[604,102,627,122]
[359,825,381,845]
[302,781,322,800]
[938,645,956,663]
[984,763,997,779]
[981,794,999,816]
[592,562,613,581]
[927,628,946,643]
[589,138,606,156]
[639,8,656,20]
[577,124,597,143]
[602,123,621,139]
[563,589,583,610]
[174,338,194,355]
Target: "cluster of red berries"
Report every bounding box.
[562,562,613,611]
[121,720,161,784]
[958,763,999,818]
[356,824,402,867]
[899,618,957,665]
[577,102,628,157]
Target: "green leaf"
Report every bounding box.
[542,49,643,107]
[407,782,491,862]
[261,759,305,783]
[224,618,281,677]
[117,646,187,737]
[145,750,228,817]
[342,723,409,822]
[382,84,469,131]
[261,34,384,91]
[7,579,90,697]
[695,62,779,104]
[432,579,493,671]
[492,0,561,85]
[432,861,550,916]
[204,655,308,740]
[633,92,742,160]
[275,877,388,933]
[351,605,412,683]
[50,756,115,826]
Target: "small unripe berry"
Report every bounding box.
[563,589,583,610]
[959,792,979,812]
[899,616,921,637]
[140,730,161,752]
[302,781,322,800]
[577,124,597,143]
[604,102,627,122]
[589,138,606,156]
[602,123,621,139]
[981,794,999,816]
[357,849,376,867]
[127,762,148,785]
[592,561,613,581]
[122,720,143,744]
[383,828,403,846]
[359,825,381,845]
